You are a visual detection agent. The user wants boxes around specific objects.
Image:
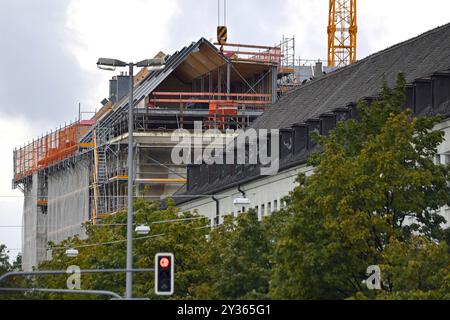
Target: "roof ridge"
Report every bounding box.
[354,21,450,63]
[280,21,450,99]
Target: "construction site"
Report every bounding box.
[12,0,369,271]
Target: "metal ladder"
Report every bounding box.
[92,130,109,222]
[97,147,108,184]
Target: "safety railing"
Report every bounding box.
[13,120,94,182]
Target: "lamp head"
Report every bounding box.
[65,248,79,257]
[136,58,166,68]
[97,58,127,71]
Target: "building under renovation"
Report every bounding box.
[13,37,309,270]
[177,23,450,229]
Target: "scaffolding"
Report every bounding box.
[216,42,282,65]
[278,36,297,94]
[14,37,281,238]
[13,120,94,185]
[280,36,295,69]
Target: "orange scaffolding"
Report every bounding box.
[13,121,94,182]
[216,42,282,65]
[208,102,238,129]
[148,92,272,109]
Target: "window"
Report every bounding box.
[261,204,265,216]
[435,154,442,165]
[268,202,272,215]
[274,200,278,211]
[255,206,259,215]
[445,155,450,165]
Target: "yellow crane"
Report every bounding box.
[328,0,358,67]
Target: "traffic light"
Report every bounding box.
[155,253,174,295]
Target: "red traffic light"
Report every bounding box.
[155,253,174,295]
[159,257,170,268]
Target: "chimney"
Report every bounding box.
[109,74,131,103]
[314,60,323,78]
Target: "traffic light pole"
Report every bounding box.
[0,268,154,299]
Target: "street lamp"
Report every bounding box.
[233,197,251,207]
[233,197,251,214]
[65,248,79,258]
[97,56,165,300]
[135,224,150,235]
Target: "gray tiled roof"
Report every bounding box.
[174,23,450,204]
[252,22,450,130]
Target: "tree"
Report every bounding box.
[271,74,450,299]
[200,210,272,299]
[0,244,11,276]
[32,199,211,300]
[0,245,25,300]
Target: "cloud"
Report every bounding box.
[168,0,450,65]
[359,0,450,56]
[0,201,23,259]
[0,0,97,128]
[66,0,179,109]
[0,0,180,257]
[168,0,292,49]
[0,113,34,259]
[1,0,450,260]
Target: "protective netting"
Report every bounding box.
[47,161,90,244]
[22,162,90,270]
[22,173,47,271]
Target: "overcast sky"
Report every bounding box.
[1,0,450,260]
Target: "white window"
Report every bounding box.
[268,202,272,215]
[445,155,450,165]
[274,200,278,211]
[261,204,265,216]
[435,154,441,165]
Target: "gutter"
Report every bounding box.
[237,184,246,198]
[237,184,247,212]
[211,195,220,226]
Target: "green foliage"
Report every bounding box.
[202,210,271,299]
[4,74,450,300]
[28,199,211,300]
[271,73,450,299]
[0,244,11,276]
[18,206,278,300]
[0,245,26,300]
